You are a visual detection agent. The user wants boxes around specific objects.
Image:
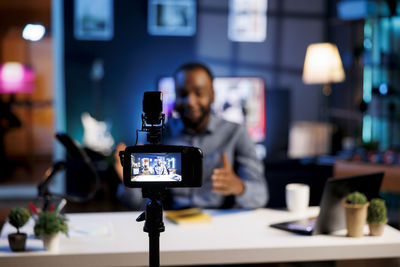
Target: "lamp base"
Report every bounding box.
[322,83,332,96]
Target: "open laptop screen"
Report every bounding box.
[313,172,383,234]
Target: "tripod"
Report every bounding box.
[136,187,167,267]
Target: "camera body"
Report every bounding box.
[119,91,203,189]
[121,145,203,188]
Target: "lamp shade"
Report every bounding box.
[302,43,345,84]
[0,62,35,94]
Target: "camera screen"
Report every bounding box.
[130,153,182,182]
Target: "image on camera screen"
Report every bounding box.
[130,153,182,182]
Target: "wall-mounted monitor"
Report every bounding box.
[158,77,266,142]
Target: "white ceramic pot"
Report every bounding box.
[42,233,60,252]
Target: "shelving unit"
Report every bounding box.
[362,12,400,150]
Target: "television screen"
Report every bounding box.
[158,77,266,142]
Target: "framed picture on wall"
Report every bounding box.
[228,0,267,42]
[148,0,196,36]
[158,76,266,142]
[74,0,114,41]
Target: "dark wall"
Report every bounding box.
[64,0,332,156]
[64,0,196,144]
[266,89,290,159]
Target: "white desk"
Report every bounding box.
[1,208,400,266]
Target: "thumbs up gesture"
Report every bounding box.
[212,153,245,196]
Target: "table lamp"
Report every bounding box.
[0,62,36,168]
[302,42,345,96]
[0,62,35,94]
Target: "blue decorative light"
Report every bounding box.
[363,38,372,50]
[363,66,372,103]
[362,115,372,143]
[379,83,388,95]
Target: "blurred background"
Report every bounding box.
[0,0,399,229]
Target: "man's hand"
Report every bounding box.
[114,143,127,182]
[212,153,244,196]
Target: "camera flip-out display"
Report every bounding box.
[121,145,203,188]
[130,152,181,182]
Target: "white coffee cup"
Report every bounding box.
[285,183,310,213]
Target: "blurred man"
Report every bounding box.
[115,62,268,210]
[153,157,168,175]
[141,158,153,175]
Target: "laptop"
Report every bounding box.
[270,172,384,235]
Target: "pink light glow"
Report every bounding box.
[0,62,36,94]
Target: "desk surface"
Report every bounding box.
[1,208,400,267]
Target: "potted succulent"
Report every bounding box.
[367,198,388,236]
[7,207,31,251]
[342,191,369,237]
[34,211,68,252]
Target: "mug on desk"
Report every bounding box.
[285,183,310,212]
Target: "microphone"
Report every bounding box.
[55,132,92,165]
[38,161,65,197]
[55,132,101,202]
[36,133,102,210]
[37,161,65,211]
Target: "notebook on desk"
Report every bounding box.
[270,172,384,235]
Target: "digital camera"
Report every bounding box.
[119,92,203,188]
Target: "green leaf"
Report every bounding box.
[34,211,68,237]
[8,207,30,233]
[367,198,388,223]
[346,191,368,205]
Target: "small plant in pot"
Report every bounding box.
[34,211,68,252]
[8,207,31,252]
[367,198,388,236]
[342,191,369,237]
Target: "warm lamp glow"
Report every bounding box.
[0,62,36,94]
[302,43,345,85]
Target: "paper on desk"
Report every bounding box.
[68,222,112,237]
[0,218,112,239]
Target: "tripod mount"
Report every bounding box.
[136,187,167,267]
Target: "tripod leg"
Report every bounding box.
[142,189,166,267]
[149,231,160,267]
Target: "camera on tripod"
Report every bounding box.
[119,91,203,189]
[118,91,203,267]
